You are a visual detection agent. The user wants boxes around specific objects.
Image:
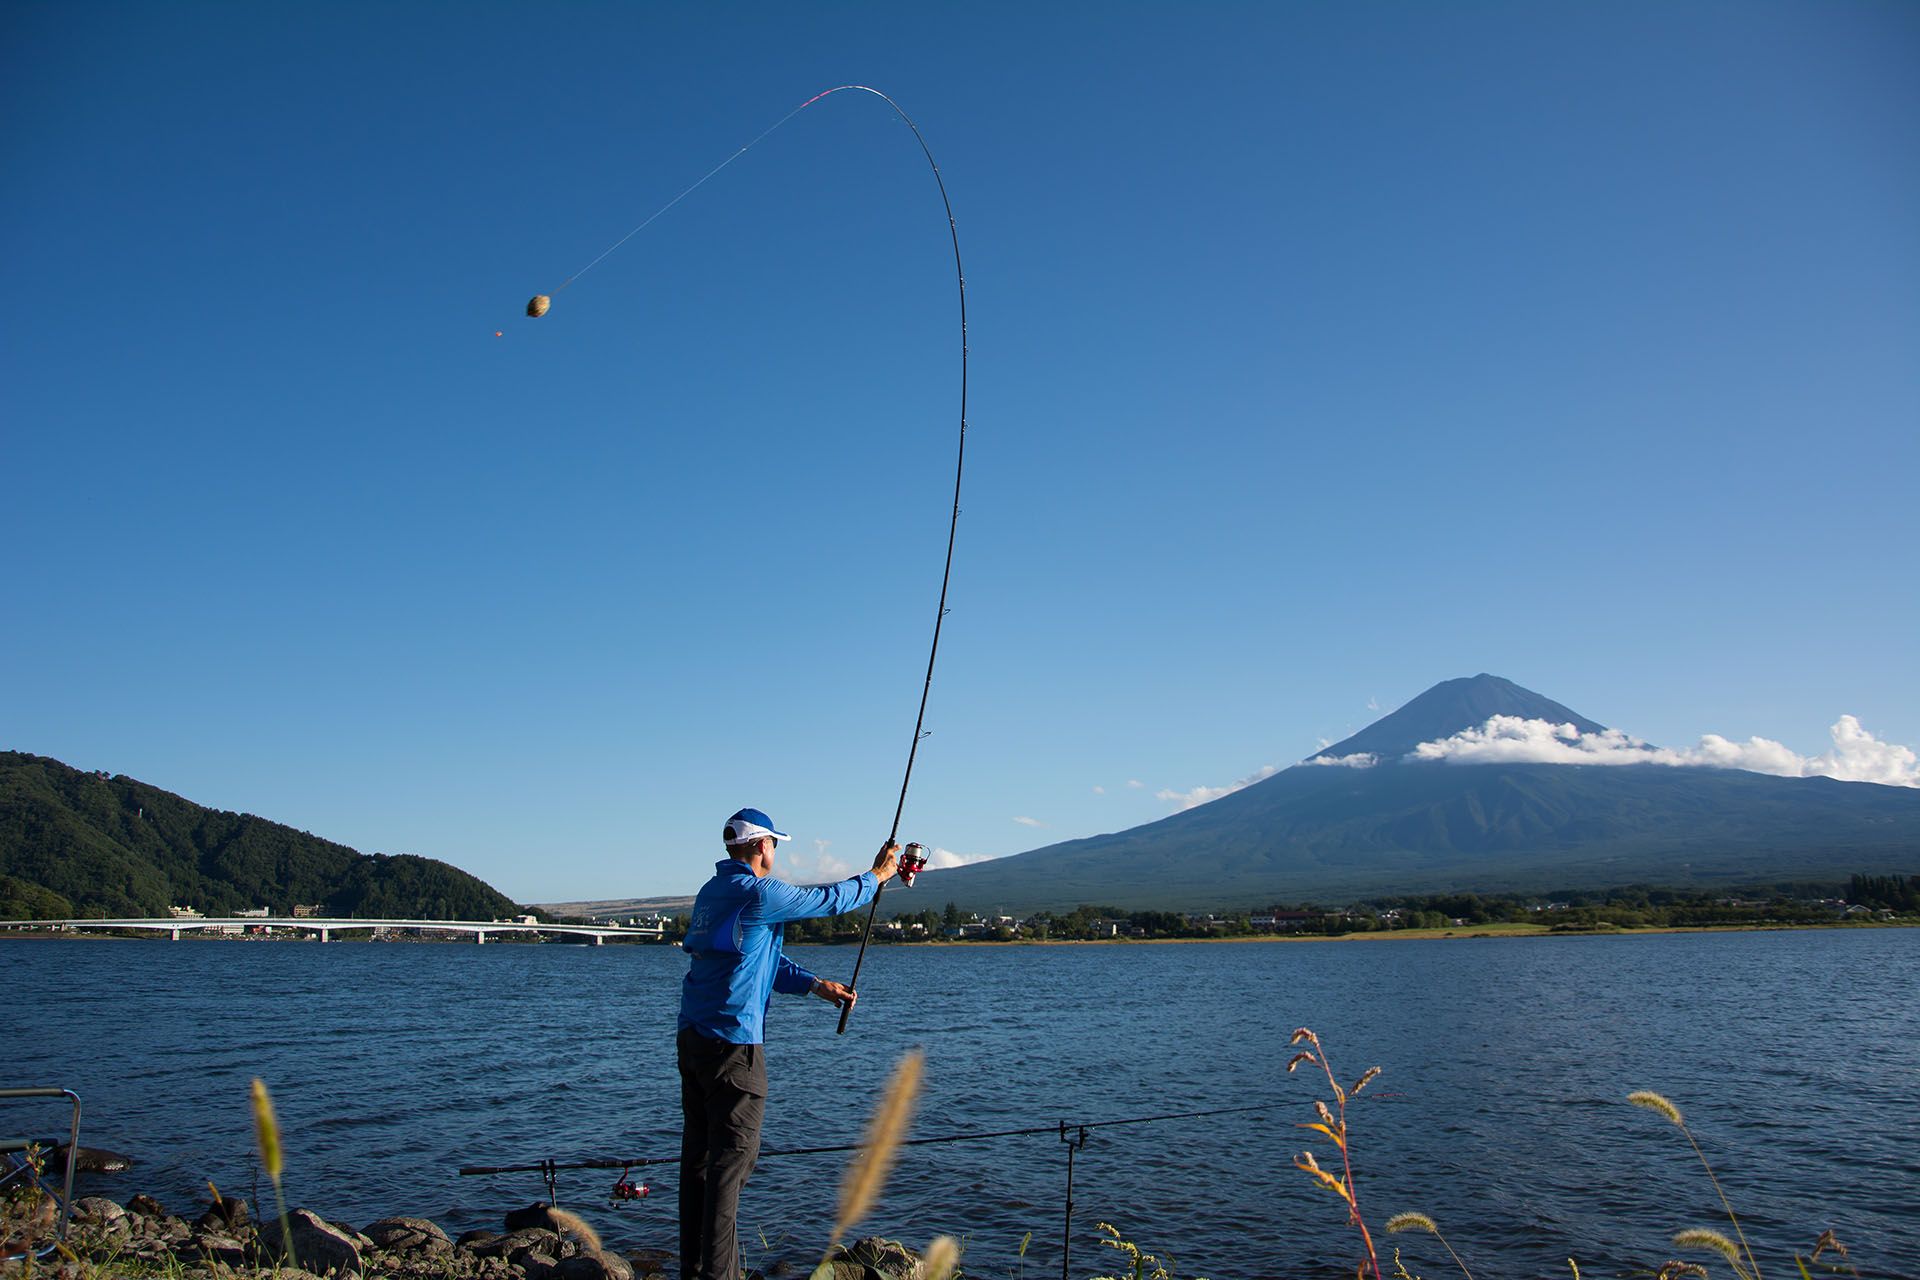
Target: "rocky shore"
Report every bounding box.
[2,1193,940,1280]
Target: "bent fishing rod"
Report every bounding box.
[519,88,967,1036]
[816,87,968,1035]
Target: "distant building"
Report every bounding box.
[167,905,203,919]
[1250,910,1318,932]
[292,904,323,918]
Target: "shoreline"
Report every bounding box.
[4,920,1909,947]
[794,918,1916,947]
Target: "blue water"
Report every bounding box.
[4,930,1916,1279]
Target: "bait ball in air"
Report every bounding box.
[527,295,551,318]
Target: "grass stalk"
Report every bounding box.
[250,1078,296,1270]
[1628,1092,1760,1280]
[815,1047,924,1272]
[1385,1212,1474,1280]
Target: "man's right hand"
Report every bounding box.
[872,840,901,883]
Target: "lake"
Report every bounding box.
[5,929,1916,1279]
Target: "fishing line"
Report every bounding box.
[456,1102,1278,1177]
[549,87,842,297]
[459,1101,1277,1280]
[517,86,968,1035]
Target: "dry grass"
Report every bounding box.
[1288,1026,1384,1280]
[825,1047,924,1252]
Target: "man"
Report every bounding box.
[677,807,899,1280]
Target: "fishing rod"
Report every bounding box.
[458,1102,1276,1280]
[457,1102,1275,1179]
[517,87,968,1036]
[816,87,968,1037]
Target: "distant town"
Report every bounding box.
[9,876,1910,945]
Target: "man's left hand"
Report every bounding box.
[810,979,856,1010]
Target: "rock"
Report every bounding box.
[195,1196,251,1232]
[364,1215,455,1254]
[44,1144,135,1174]
[185,1230,251,1267]
[259,1207,364,1276]
[127,1193,166,1217]
[473,1227,561,1261]
[810,1262,869,1280]
[71,1196,127,1225]
[504,1203,557,1232]
[846,1238,925,1280]
[556,1252,632,1280]
[457,1229,502,1252]
[518,1248,559,1280]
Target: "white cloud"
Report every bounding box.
[924,846,1003,870]
[1012,815,1045,827]
[1813,715,1920,786]
[773,839,853,883]
[1408,714,1919,787]
[1091,785,1106,795]
[1306,752,1377,769]
[1157,764,1281,811]
[1126,779,1145,790]
[1366,696,1381,712]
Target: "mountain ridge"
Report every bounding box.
[916,676,1920,913]
[0,750,523,920]
[1313,673,1607,761]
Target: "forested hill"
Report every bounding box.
[0,751,522,920]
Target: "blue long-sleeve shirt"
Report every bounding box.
[678,858,879,1044]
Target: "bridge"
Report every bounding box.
[0,917,669,945]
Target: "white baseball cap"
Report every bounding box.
[724,808,791,846]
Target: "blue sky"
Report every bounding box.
[5,2,1916,902]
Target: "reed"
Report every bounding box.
[248,1079,296,1270]
[1629,1091,1760,1280]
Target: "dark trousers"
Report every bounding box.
[677,1027,768,1280]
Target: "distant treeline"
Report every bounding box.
[0,751,523,921]
[1847,873,1920,912]
[769,877,1916,944]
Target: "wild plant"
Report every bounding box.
[249,1077,297,1269]
[0,1141,54,1262]
[825,1047,923,1252]
[1088,1221,1179,1280]
[1799,1229,1859,1279]
[922,1233,962,1280]
[1628,1091,1760,1280]
[1383,1212,1473,1280]
[811,1048,956,1280]
[1288,1027,1384,1280]
[546,1207,607,1262]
